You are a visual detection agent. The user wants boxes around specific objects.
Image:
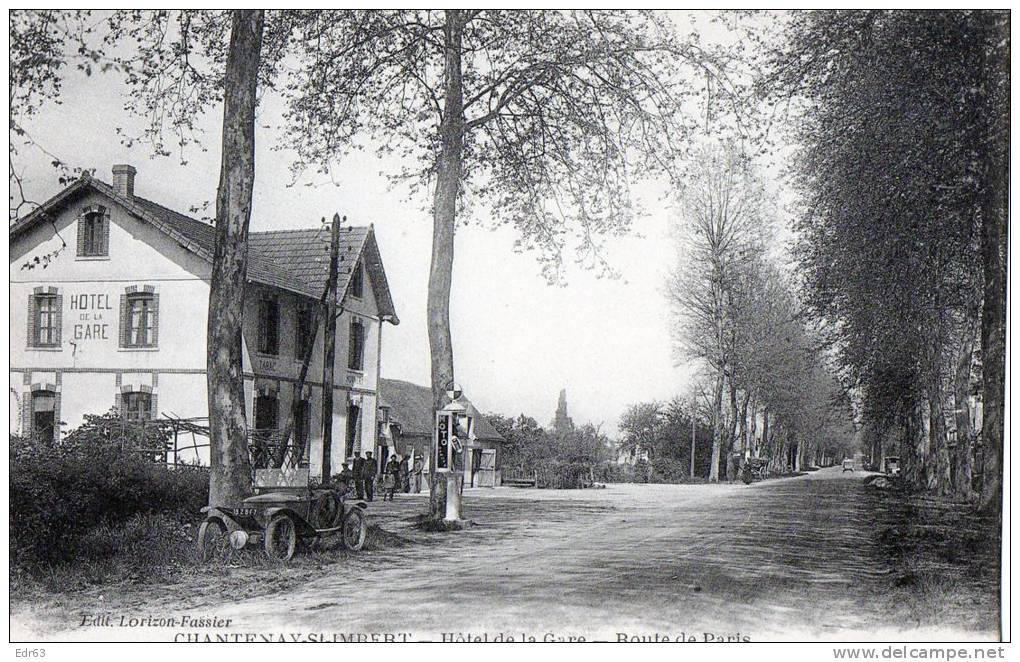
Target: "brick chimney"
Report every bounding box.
[112,164,136,198]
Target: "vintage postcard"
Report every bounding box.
[7,7,1009,652]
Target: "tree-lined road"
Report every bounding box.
[23,469,997,642]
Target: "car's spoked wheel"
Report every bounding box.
[315,492,342,528]
[265,515,297,561]
[341,509,366,551]
[197,519,226,563]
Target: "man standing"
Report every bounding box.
[333,459,354,498]
[383,454,401,501]
[412,456,423,493]
[353,453,366,500]
[399,454,411,493]
[363,451,377,502]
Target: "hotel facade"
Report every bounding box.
[9,165,398,477]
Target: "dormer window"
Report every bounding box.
[77,206,109,257]
[349,260,364,299]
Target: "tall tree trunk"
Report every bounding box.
[978,10,1007,514]
[899,409,917,486]
[748,398,757,456]
[791,432,800,472]
[428,10,465,518]
[953,322,976,500]
[915,401,928,489]
[921,396,934,489]
[709,365,724,481]
[902,401,926,489]
[737,390,750,455]
[928,383,951,495]
[206,10,264,507]
[725,378,739,480]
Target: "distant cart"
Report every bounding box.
[198,467,367,562]
[740,457,769,484]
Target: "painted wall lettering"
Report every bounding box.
[70,293,112,341]
[70,293,114,310]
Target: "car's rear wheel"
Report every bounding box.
[197,518,226,563]
[341,508,366,552]
[265,515,297,561]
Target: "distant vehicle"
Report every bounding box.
[842,458,854,473]
[740,457,769,484]
[884,456,901,477]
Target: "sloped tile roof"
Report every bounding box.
[378,378,506,442]
[248,226,368,299]
[9,175,397,321]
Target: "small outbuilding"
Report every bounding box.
[377,378,506,487]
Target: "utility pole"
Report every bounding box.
[320,214,342,484]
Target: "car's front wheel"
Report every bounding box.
[197,518,226,563]
[265,515,297,561]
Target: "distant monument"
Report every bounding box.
[553,388,574,437]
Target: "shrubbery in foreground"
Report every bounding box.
[10,413,208,571]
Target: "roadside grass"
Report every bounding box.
[11,513,196,597]
[874,492,1000,634]
[886,557,999,631]
[11,510,412,606]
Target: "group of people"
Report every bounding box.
[334,450,424,502]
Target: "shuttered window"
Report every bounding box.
[77,211,109,257]
[123,294,158,347]
[345,403,360,458]
[258,297,279,355]
[28,290,62,347]
[295,306,314,359]
[349,261,364,299]
[348,319,365,371]
[30,390,58,443]
[122,392,153,421]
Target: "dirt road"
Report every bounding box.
[15,468,999,641]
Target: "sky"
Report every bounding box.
[10,12,780,436]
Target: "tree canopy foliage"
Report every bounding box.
[667,141,853,479]
[765,10,1007,505]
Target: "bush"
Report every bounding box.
[10,420,208,571]
[650,457,688,483]
[597,458,710,484]
[595,462,631,483]
[536,459,593,489]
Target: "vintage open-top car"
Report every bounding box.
[198,467,367,561]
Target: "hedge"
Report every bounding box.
[10,424,208,570]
